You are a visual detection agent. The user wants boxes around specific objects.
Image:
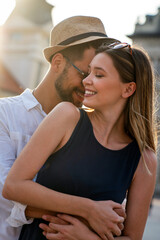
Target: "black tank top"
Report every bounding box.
[19,109,140,240]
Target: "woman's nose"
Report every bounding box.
[82,74,92,85]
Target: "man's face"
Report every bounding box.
[55,47,96,107]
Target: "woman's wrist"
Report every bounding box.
[77,198,95,219]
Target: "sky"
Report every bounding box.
[0,0,160,43]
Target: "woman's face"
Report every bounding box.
[83,52,127,110]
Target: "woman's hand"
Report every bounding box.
[85,200,125,240]
[39,200,126,240]
[40,214,101,240]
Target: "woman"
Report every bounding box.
[3,42,157,240]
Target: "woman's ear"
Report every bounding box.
[122,82,136,98]
[50,53,66,72]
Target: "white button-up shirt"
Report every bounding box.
[0,89,46,240]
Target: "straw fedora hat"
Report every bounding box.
[43,15,117,62]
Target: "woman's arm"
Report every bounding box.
[2,102,124,239]
[118,149,157,240]
[3,102,86,211]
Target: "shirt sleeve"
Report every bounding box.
[0,106,33,226]
[0,110,16,184]
[6,202,33,227]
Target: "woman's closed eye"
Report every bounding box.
[94,69,105,78]
[95,74,104,78]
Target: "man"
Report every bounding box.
[0,15,124,240]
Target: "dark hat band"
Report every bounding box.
[58,32,108,45]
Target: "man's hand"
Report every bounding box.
[39,215,68,234]
[40,214,101,240]
[114,207,126,231]
[85,200,125,240]
[40,200,126,240]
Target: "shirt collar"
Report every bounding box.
[21,89,46,116]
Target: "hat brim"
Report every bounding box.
[43,36,118,62]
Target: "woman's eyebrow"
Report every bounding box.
[88,64,105,71]
[94,67,105,71]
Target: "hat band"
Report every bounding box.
[58,32,108,45]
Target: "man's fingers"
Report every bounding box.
[112,224,121,236]
[49,222,67,232]
[111,212,124,223]
[106,232,114,240]
[42,215,56,222]
[44,232,62,240]
[57,214,78,225]
[101,234,108,240]
[117,215,124,223]
[114,208,126,219]
[39,223,57,233]
[100,233,112,240]
[109,201,123,209]
[42,214,68,224]
[103,201,125,223]
[117,222,124,231]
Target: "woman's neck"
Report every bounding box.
[88,107,131,150]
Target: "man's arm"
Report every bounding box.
[0,109,33,227]
[25,206,56,219]
[39,213,126,240]
[40,214,102,240]
[38,206,126,240]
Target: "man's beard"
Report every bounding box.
[55,67,73,102]
[55,67,82,107]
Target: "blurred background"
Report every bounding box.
[0,0,160,239]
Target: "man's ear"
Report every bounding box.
[122,82,136,98]
[51,53,66,72]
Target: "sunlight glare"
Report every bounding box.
[0,0,15,25]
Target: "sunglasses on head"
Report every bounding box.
[107,42,132,55]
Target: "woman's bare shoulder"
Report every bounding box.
[47,102,81,127]
[53,102,80,115]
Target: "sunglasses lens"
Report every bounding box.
[113,43,128,49]
[108,42,119,48]
[108,42,132,55]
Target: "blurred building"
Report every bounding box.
[0,0,53,97]
[128,7,160,197]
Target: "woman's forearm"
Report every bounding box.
[3,179,93,219]
[3,179,124,239]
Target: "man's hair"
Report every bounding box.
[49,39,115,63]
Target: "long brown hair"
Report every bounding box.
[96,43,157,171]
